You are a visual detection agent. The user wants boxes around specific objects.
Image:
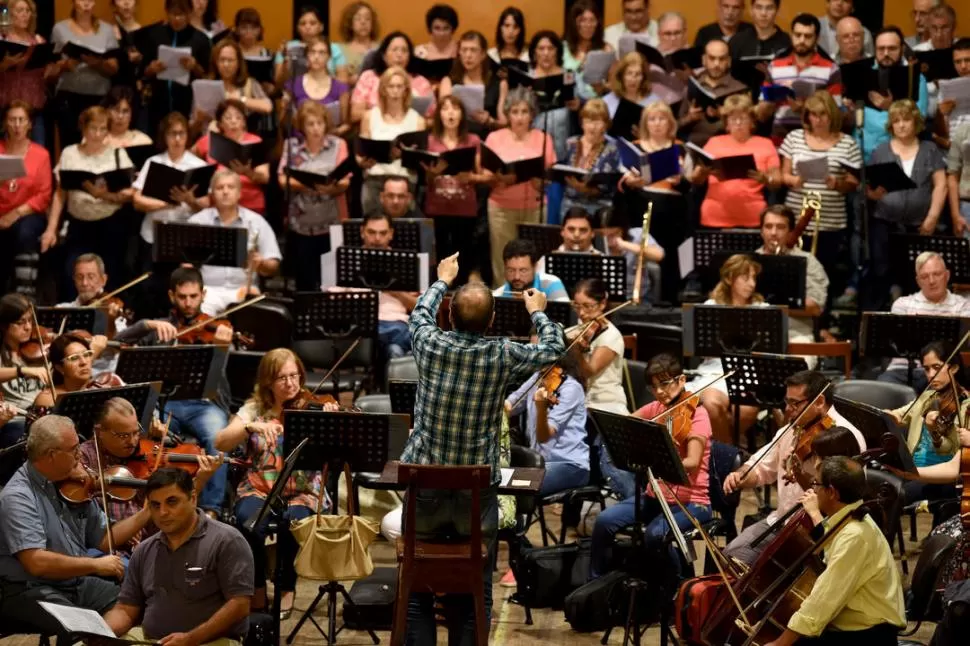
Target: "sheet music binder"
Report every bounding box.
[292,291,379,340]
[153,222,248,267]
[545,252,627,300]
[52,382,161,440]
[682,304,788,357]
[36,307,107,335]
[115,345,227,401]
[282,410,410,470]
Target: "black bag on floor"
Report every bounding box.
[515,539,591,609]
[563,570,628,632]
[342,566,398,630]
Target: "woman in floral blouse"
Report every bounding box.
[559,98,620,217]
[215,348,339,618]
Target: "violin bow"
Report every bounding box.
[28,305,56,396]
[173,294,267,341]
[647,370,736,424]
[947,369,966,430]
[736,382,832,485]
[898,330,970,424]
[152,412,174,474]
[91,427,114,554]
[88,272,152,308]
[309,337,363,397]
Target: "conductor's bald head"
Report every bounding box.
[449,282,495,335]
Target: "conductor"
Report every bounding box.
[398,252,565,645]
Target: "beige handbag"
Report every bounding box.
[290,463,380,581]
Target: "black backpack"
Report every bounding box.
[514,539,591,609]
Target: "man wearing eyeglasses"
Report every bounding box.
[77,398,221,555]
[720,370,866,565]
[0,415,150,639]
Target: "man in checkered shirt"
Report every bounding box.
[399,252,564,644]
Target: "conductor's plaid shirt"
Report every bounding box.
[400,280,564,484]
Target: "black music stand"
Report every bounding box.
[832,396,917,475]
[722,352,808,448]
[153,222,248,267]
[545,252,627,299]
[36,307,107,335]
[244,437,310,646]
[115,346,227,420]
[860,313,968,387]
[889,234,970,289]
[292,291,379,340]
[518,223,563,260]
[388,380,417,422]
[328,247,427,292]
[335,219,436,256]
[52,382,160,439]
[281,410,410,646]
[710,253,808,309]
[489,297,573,338]
[590,409,690,646]
[680,229,810,279]
[682,304,788,358]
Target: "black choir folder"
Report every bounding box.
[861,162,919,193]
[687,77,748,110]
[400,146,476,175]
[208,132,264,166]
[839,58,921,105]
[547,164,622,187]
[686,143,756,180]
[60,41,121,61]
[481,146,545,182]
[58,168,133,193]
[0,41,56,69]
[286,157,355,186]
[141,162,218,203]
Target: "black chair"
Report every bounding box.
[500,445,544,626]
[864,467,909,574]
[293,338,375,398]
[624,359,654,412]
[354,393,392,414]
[386,356,419,385]
[228,296,294,352]
[533,417,607,546]
[613,321,683,367]
[903,533,957,635]
[832,379,916,410]
[224,350,266,410]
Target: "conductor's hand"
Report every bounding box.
[723,470,748,495]
[93,554,125,580]
[437,252,460,286]
[523,288,546,314]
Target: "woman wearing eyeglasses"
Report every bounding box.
[31,331,122,409]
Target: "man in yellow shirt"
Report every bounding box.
[765,456,906,646]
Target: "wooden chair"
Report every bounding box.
[392,464,492,646]
[621,333,638,360]
[788,340,853,378]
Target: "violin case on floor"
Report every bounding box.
[342,566,397,630]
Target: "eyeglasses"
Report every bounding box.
[106,429,140,441]
[55,442,82,457]
[649,377,681,392]
[63,350,94,364]
[784,397,810,409]
[275,373,301,384]
[571,301,599,313]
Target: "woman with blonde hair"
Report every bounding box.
[603,52,660,130]
[357,66,426,214]
[215,348,337,617]
[560,98,620,216]
[689,94,780,228]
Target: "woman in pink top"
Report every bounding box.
[349,31,434,124]
[483,86,556,286]
[192,98,270,214]
[589,353,712,579]
[690,94,781,228]
[0,101,52,295]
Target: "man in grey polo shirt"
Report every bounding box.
[0,415,150,639]
[104,468,253,645]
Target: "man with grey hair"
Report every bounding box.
[187,169,281,315]
[906,0,942,49]
[835,16,867,64]
[656,11,688,55]
[0,415,150,639]
[878,252,970,388]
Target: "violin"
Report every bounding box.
[175,313,254,347]
[539,365,566,406]
[783,414,835,489]
[285,388,340,411]
[58,464,147,504]
[654,390,700,447]
[125,438,209,479]
[19,324,54,366]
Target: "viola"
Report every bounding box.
[58,464,147,504]
[783,414,835,489]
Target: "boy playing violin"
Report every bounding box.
[588,353,713,581]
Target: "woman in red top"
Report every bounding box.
[422,96,488,285]
[191,98,270,214]
[0,101,52,295]
[689,94,781,228]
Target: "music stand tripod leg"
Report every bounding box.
[286,584,331,644]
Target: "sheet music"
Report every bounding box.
[418,253,429,291]
[451,84,485,114]
[328,224,344,249]
[795,155,830,183]
[582,50,616,85]
[500,468,514,487]
[191,79,225,116]
[38,601,116,637]
[678,238,695,279]
[0,154,27,181]
[157,45,192,85]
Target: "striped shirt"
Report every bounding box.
[401,280,565,484]
[766,52,842,140]
[779,129,863,231]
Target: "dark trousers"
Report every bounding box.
[55,92,105,147]
[234,496,313,593]
[799,623,899,646]
[903,480,957,506]
[62,214,128,301]
[0,213,46,296]
[403,486,498,646]
[286,231,331,292]
[0,577,119,643]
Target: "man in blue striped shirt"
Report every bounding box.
[400,252,564,644]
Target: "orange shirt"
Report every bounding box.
[484,128,556,210]
[700,134,780,228]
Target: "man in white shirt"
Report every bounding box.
[906,0,941,49]
[187,170,281,315]
[721,370,866,565]
[878,252,970,390]
[817,0,873,60]
[604,0,659,51]
[656,12,688,55]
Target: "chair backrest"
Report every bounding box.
[225,350,266,407]
[293,338,375,371]
[229,298,294,352]
[622,334,637,360]
[387,356,419,382]
[624,359,654,412]
[354,394,392,414]
[707,440,742,516]
[863,467,906,542]
[398,464,491,561]
[833,380,917,411]
[907,533,957,621]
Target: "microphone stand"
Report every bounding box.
[536,85,562,225]
[856,105,868,318]
[282,44,302,284]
